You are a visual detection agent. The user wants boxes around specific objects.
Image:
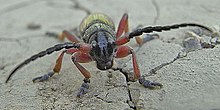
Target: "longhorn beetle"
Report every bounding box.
[5,13,212,97]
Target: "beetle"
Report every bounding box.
[5,13,212,97]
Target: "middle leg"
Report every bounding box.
[32,48,78,82]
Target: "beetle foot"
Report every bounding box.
[32,71,55,82]
[77,79,90,97]
[139,77,163,89]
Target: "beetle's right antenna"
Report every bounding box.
[5,42,80,83]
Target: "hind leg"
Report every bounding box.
[116,13,129,38]
[116,13,158,45]
[135,33,159,45]
[46,30,80,43]
[58,30,80,43]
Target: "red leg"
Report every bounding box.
[115,30,159,46]
[115,46,163,88]
[58,30,80,43]
[53,50,65,73]
[53,43,92,74]
[116,14,159,46]
[53,48,78,73]
[115,46,140,79]
[32,48,78,82]
[53,45,92,73]
[115,33,130,46]
[53,43,92,73]
[71,52,92,78]
[71,52,93,97]
[116,13,129,39]
[135,33,159,45]
[72,52,93,63]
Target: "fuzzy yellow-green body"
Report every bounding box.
[79,13,116,43]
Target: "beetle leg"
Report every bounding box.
[115,30,159,46]
[71,52,93,97]
[115,33,130,46]
[77,78,90,97]
[116,14,158,45]
[32,71,55,82]
[32,48,78,82]
[116,13,129,39]
[115,46,162,89]
[115,46,140,79]
[31,43,91,83]
[135,33,160,45]
[5,42,81,83]
[58,30,80,43]
[139,76,163,89]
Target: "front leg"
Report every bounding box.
[71,52,93,97]
[115,46,162,89]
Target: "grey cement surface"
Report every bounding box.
[1,0,220,110]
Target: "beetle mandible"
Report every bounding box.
[5,13,212,97]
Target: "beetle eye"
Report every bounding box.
[95,45,101,56]
[91,41,97,47]
[107,42,115,54]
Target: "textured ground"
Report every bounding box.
[1,0,220,110]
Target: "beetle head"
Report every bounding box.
[90,31,116,70]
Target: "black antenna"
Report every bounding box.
[5,42,80,83]
[129,23,212,38]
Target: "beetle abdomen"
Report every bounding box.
[79,13,116,43]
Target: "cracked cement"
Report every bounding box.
[1,0,220,110]
[151,0,160,25]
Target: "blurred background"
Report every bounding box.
[0,0,220,110]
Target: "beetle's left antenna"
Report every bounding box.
[5,42,80,83]
[129,23,213,38]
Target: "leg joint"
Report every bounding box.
[71,56,76,62]
[83,78,90,83]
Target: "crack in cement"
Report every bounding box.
[125,84,137,110]
[45,26,81,40]
[200,5,219,13]
[145,43,219,77]
[120,73,137,110]
[0,37,22,46]
[144,51,184,77]
[106,70,138,109]
[95,93,113,103]
[143,27,219,76]
[0,0,45,16]
[0,33,51,46]
[70,0,91,15]
[151,0,160,25]
[0,62,15,71]
[114,27,218,109]
[110,68,138,110]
